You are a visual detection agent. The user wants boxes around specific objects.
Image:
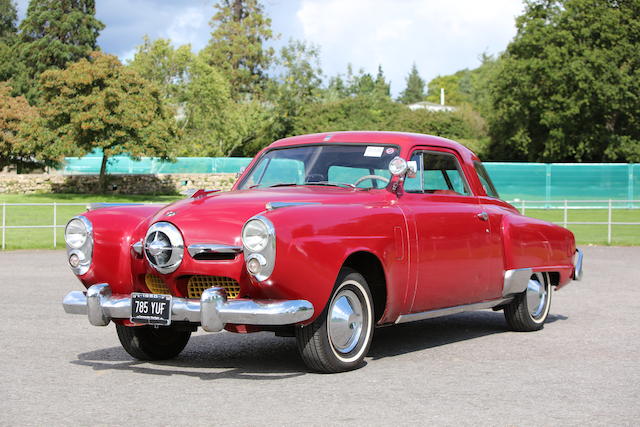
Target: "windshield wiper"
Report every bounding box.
[304,181,356,189]
[248,182,299,189]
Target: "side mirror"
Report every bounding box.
[389,157,417,178]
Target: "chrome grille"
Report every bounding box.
[187,276,240,299]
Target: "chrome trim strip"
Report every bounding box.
[187,244,242,257]
[63,284,314,332]
[395,298,512,324]
[503,268,533,297]
[265,201,319,210]
[573,249,583,281]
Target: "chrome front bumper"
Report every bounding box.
[63,283,314,332]
[573,249,584,281]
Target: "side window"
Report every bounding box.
[405,150,470,195]
[474,161,500,198]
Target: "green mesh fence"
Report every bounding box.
[62,155,638,206]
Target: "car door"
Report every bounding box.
[400,147,500,312]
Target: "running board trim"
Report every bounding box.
[394,298,513,324]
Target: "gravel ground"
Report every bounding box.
[0,246,638,426]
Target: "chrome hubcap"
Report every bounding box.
[526,274,547,320]
[328,289,363,354]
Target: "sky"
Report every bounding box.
[14,0,526,97]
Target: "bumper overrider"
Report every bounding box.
[63,284,314,332]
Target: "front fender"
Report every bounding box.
[254,204,409,324]
[77,205,163,294]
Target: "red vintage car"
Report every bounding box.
[63,131,583,373]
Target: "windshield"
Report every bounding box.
[237,144,400,190]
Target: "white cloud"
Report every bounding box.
[297,0,525,95]
[163,6,210,51]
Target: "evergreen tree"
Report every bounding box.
[201,0,274,98]
[0,0,18,82]
[16,0,104,101]
[0,0,17,40]
[374,65,391,98]
[397,63,426,104]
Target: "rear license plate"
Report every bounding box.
[131,293,172,326]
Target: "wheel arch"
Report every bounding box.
[341,251,387,324]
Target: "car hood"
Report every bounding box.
[149,186,383,247]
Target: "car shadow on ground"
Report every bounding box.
[71,311,567,378]
[368,311,567,360]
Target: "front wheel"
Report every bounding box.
[116,324,191,360]
[296,268,374,373]
[504,272,552,332]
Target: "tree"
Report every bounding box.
[487,0,640,162]
[0,0,17,40]
[181,56,258,157]
[0,0,18,82]
[374,65,391,98]
[258,39,323,149]
[25,52,178,191]
[201,0,275,98]
[127,36,194,102]
[397,63,426,104]
[0,83,40,170]
[15,0,104,101]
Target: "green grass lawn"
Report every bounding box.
[0,193,180,250]
[0,193,638,249]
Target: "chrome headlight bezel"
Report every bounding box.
[242,216,275,281]
[65,215,93,275]
[144,222,184,274]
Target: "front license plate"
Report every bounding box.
[131,293,172,326]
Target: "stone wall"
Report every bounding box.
[0,173,238,195]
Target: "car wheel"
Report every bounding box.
[116,324,191,360]
[296,268,374,373]
[504,272,552,332]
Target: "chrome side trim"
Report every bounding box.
[265,201,319,210]
[63,284,314,332]
[573,248,583,281]
[503,268,533,297]
[395,298,512,324]
[187,244,242,257]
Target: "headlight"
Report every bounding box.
[242,216,275,281]
[242,219,269,252]
[65,216,93,275]
[65,218,88,248]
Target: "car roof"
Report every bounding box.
[269,131,476,157]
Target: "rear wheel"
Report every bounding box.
[296,268,374,373]
[116,324,191,360]
[504,272,552,332]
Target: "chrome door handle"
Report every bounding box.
[477,212,489,221]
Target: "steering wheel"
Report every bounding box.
[353,175,390,187]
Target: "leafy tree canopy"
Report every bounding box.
[486,0,640,162]
[0,82,39,169]
[24,52,178,190]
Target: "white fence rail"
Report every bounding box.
[1,200,640,249]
